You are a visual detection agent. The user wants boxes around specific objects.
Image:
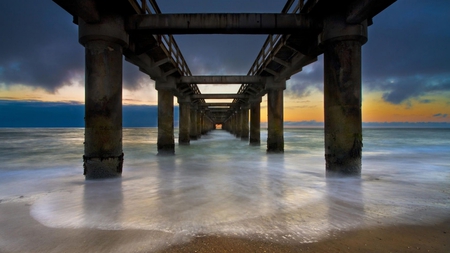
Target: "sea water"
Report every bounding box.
[1,128,449,248]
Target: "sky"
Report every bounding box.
[0,0,450,127]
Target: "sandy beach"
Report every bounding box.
[1,198,448,253]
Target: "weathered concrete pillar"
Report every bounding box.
[201,114,206,134]
[178,96,190,145]
[156,77,176,155]
[190,106,198,140]
[230,114,235,135]
[79,16,128,179]
[241,104,249,140]
[321,15,367,176]
[235,109,242,138]
[249,97,261,145]
[266,77,286,153]
[196,110,202,139]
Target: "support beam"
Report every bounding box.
[197,111,202,139]
[250,98,261,145]
[190,106,198,140]
[266,78,285,153]
[156,77,176,155]
[322,15,367,176]
[235,110,241,138]
[127,13,315,34]
[178,96,191,145]
[240,105,249,140]
[53,0,100,23]
[346,0,397,24]
[79,16,128,179]
[179,75,264,84]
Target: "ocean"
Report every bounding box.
[1,128,449,249]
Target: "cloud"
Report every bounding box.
[0,1,83,92]
[433,113,448,118]
[363,0,450,79]
[364,75,450,104]
[286,56,323,98]
[2,0,450,107]
[175,35,267,75]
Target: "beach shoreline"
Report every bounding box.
[1,200,449,253]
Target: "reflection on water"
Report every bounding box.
[0,128,448,245]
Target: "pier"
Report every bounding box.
[53,0,396,179]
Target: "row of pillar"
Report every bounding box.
[156,77,216,154]
[79,13,365,179]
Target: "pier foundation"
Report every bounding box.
[266,78,285,153]
[190,106,198,140]
[322,15,367,176]
[249,97,261,145]
[241,105,249,140]
[79,16,128,179]
[156,77,176,155]
[178,96,191,145]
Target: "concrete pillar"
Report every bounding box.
[190,106,198,140]
[321,15,367,176]
[178,96,190,145]
[156,77,176,155]
[202,113,210,134]
[266,78,286,153]
[230,114,235,135]
[241,105,249,140]
[79,16,128,179]
[235,109,242,138]
[196,111,202,139]
[250,97,261,145]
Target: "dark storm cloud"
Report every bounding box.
[1,0,449,102]
[286,56,324,98]
[362,0,450,104]
[0,1,83,92]
[365,75,450,104]
[0,1,153,92]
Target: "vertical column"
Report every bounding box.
[230,114,235,135]
[235,109,242,138]
[155,77,176,155]
[190,105,198,140]
[249,97,261,146]
[240,104,249,140]
[178,96,191,145]
[321,16,367,176]
[79,16,128,179]
[202,111,209,135]
[266,77,286,153]
[197,110,203,138]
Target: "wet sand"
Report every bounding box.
[1,200,449,253]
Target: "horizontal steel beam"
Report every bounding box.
[192,94,248,99]
[179,75,264,84]
[127,13,315,34]
[346,0,397,24]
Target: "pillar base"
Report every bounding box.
[83,153,123,179]
[157,144,175,155]
[178,140,190,145]
[325,157,361,177]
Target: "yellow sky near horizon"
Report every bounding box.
[1,82,449,123]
